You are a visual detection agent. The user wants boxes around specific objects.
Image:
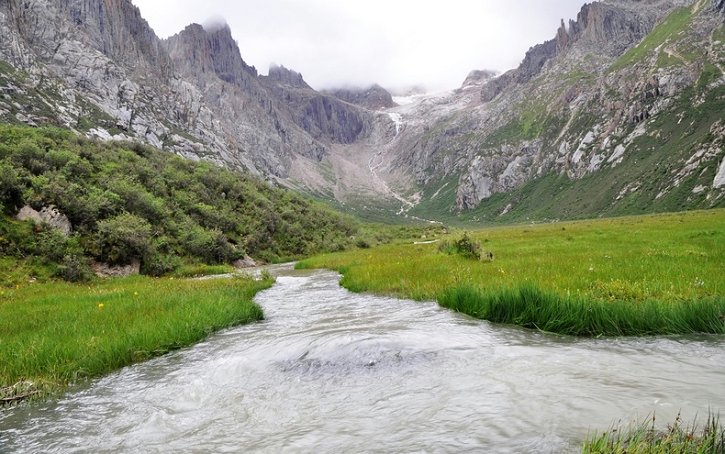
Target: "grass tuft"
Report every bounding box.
[439,283,724,337]
[583,412,725,453]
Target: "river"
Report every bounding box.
[1,265,723,453]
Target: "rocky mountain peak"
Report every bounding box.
[164,21,257,86]
[266,65,309,88]
[461,70,498,89]
[559,2,653,55]
[3,0,167,71]
[324,84,397,110]
[482,0,677,102]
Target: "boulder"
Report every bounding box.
[15,205,72,235]
[233,255,258,268]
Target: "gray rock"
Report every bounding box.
[16,205,72,235]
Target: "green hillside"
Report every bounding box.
[0,125,360,284]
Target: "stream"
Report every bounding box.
[1,265,724,453]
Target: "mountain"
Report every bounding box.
[0,0,370,179]
[359,0,725,222]
[0,0,723,223]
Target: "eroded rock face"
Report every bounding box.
[91,260,140,278]
[480,0,667,102]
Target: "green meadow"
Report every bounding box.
[299,209,725,336]
[0,274,272,402]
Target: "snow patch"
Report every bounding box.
[608,144,626,164]
[387,112,403,135]
[714,157,725,189]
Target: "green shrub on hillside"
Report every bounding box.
[0,124,361,283]
[96,213,152,264]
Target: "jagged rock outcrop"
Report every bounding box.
[480,1,676,102]
[460,70,498,89]
[259,70,371,145]
[267,65,309,88]
[325,84,397,110]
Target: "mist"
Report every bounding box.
[132,0,586,92]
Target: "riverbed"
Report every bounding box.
[1,266,723,453]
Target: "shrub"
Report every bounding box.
[96,213,152,264]
[54,254,92,282]
[182,226,242,264]
[34,230,83,263]
[141,253,181,277]
[438,233,489,261]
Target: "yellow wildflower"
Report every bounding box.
[98,303,104,309]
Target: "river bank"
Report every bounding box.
[298,209,725,336]
[0,273,273,403]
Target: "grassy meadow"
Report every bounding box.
[0,274,272,402]
[299,209,725,336]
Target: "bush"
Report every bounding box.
[96,213,152,264]
[141,253,181,277]
[182,226,242,264]
[34,230,83,263]
[54,254,92,282]
[438,233,490,261]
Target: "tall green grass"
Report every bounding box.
[439,284,724,336]
[0,274,272,401]
[299,210,725,336]
[583,412,725,453]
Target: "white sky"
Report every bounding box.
[131,0,586,92]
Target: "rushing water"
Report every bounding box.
[1,266,724,453]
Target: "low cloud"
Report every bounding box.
[133,0,585,91]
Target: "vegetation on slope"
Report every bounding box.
[0,274,272,401]
[299,210,725,336]
[610,6,694,71]
[0,125,361,284]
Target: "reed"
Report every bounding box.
[439,284,724,336]
[583,412,725,453]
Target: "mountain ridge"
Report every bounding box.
[0,0,722,223]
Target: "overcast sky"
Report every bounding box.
[131,0,586,92]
